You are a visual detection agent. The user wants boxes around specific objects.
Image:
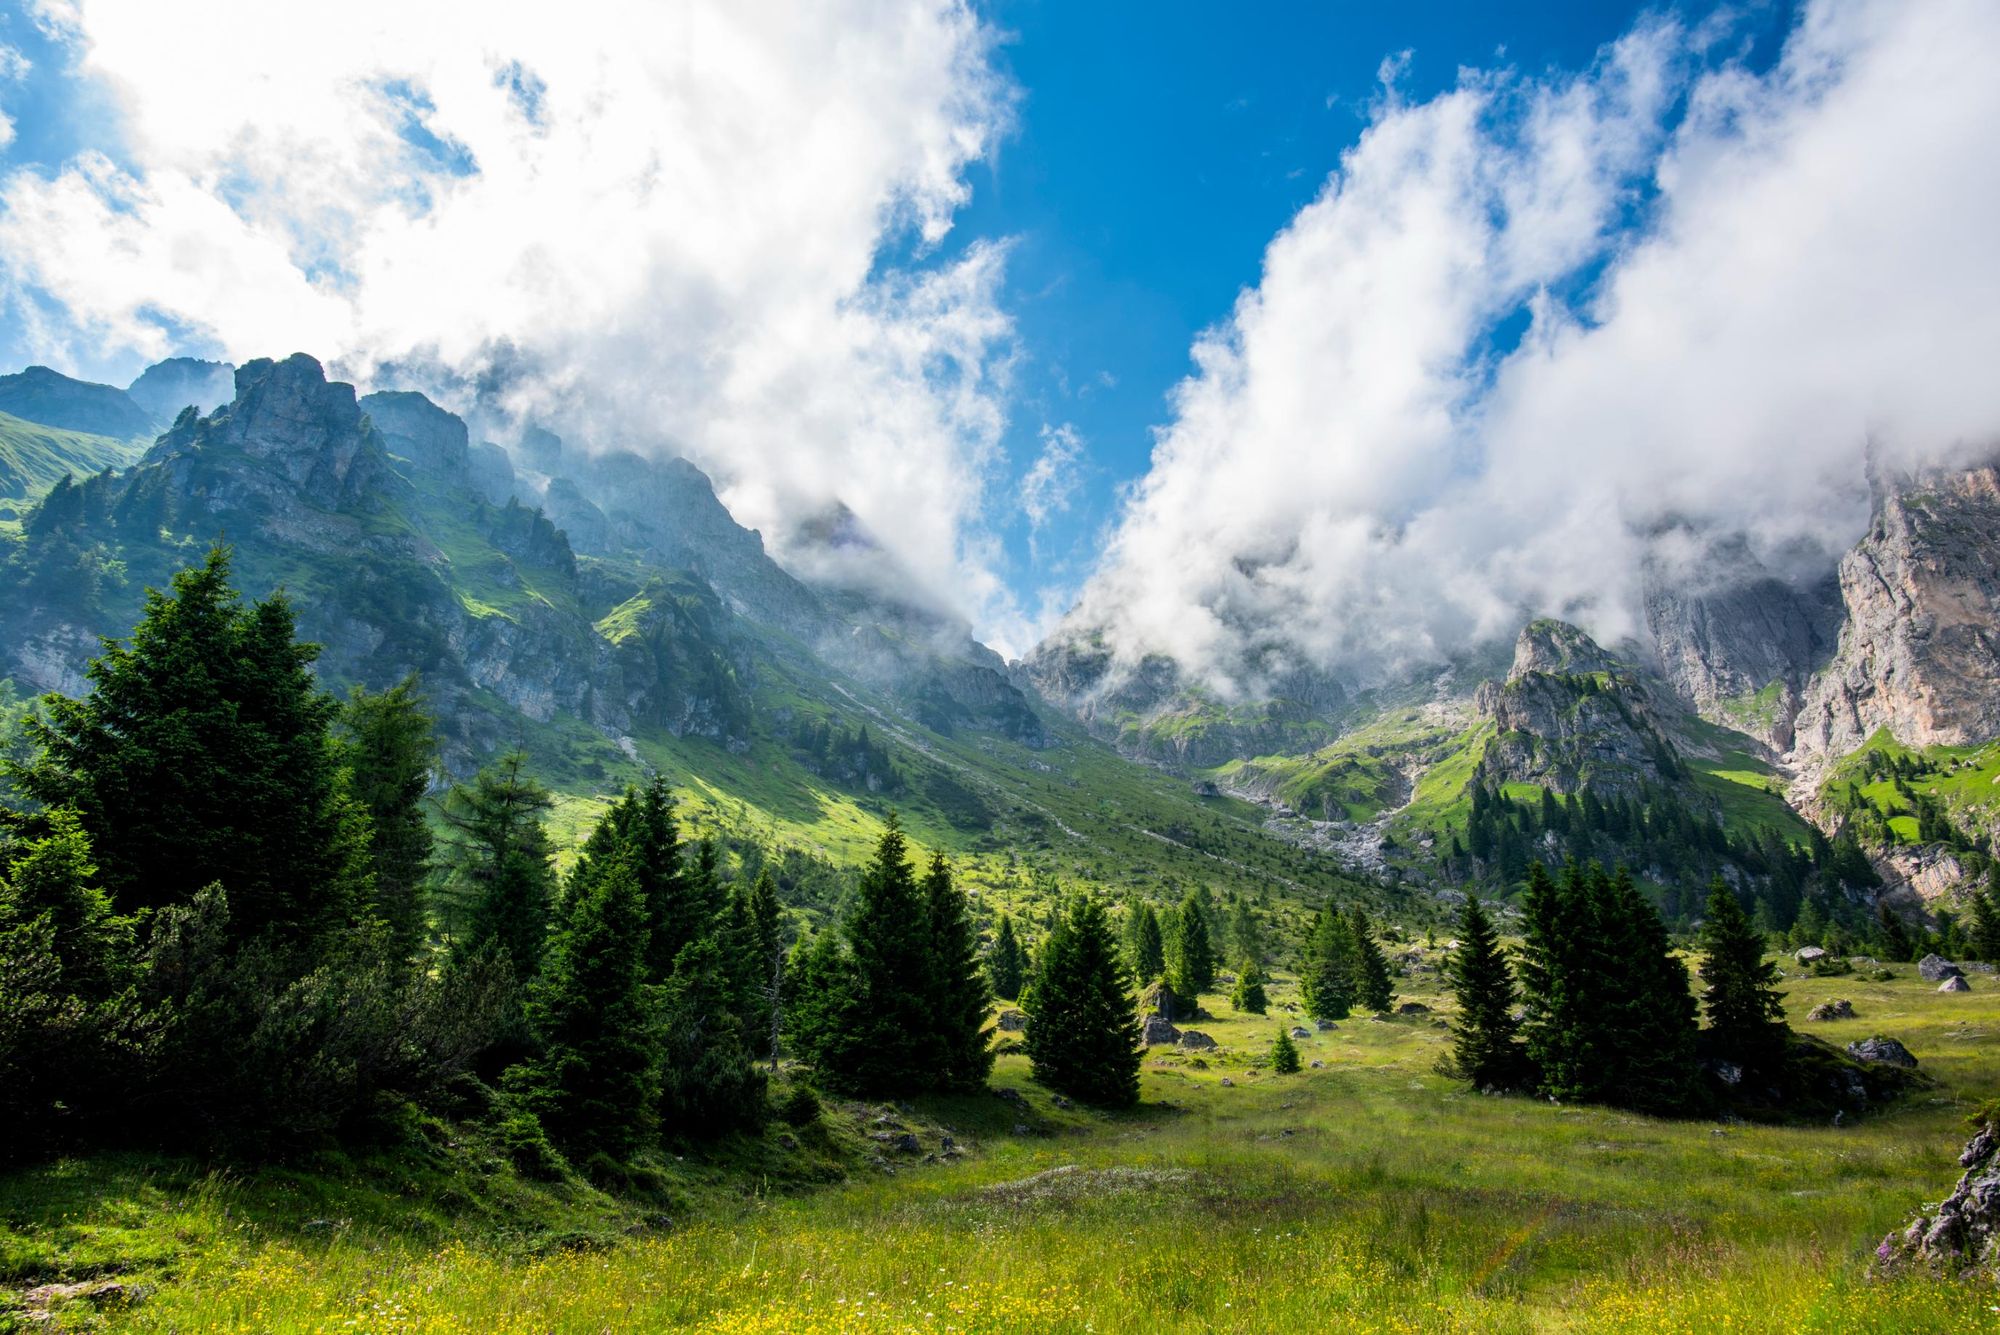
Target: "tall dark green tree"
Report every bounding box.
[1230,958,1269,1015]
[810,816,934,1093]
[1598,868,1699,1115]
[440,751,556,979]
[0,807,133,999]
[18,546,366,944]
[1515,861,1602,1103]
[526,853,656,1155]
[1348,907,1394,1012]
[1970,866,2000,963]
[339,677,437,961]
[1167,892,1216,996]
[658,935,767,1136]
[1875,902,1915,963]
[1699,877,1788,1077]
[1022,895,1142,1107]
[922,852,993,1091]
[1442,894,1526,1090]
[988,913,1026,1001]
[1299,907,1356,1022]
[1124,901,1165,983]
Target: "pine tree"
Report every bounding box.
[1299,907,1355,1022]
[0,806,133,999]
[1228,900,1265,965]
[1875,902,1915,963]
[1699,877,1788,1077]
[526,853,656,1155]
[1348,907,1394,1012]
[1599,867,1699,1115]
[922,852,994,1091]
[814,816,934,1094]
[1022,896,1142,1107]
[658,935,767,1136]
[1125,902,1165,983]
[1516,861,1600,1102]
[1969,868,2000,963]
[988,913,1026,1001]
[1271,1028,1301,1074]
[1442,894,1525,1090]
[440,751,556,979]
[1230,958,1269,1015]
[1166,893,1216,996]
[339,676,437,961]
[782,931,853,1071]
[19,546,365,945]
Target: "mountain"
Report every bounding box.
[0,365,157,440]
[0,411,145,507]
[0,351,1374,928]
[127,357,237,422]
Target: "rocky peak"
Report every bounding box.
[0,364,159,440]
[1476,620,1679,796]
[1796,459,2000,755]
[127,357,236,422]
[1508,619,1625,680]
[360,389,471,482]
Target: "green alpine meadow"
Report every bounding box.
[4,2,2000,1331]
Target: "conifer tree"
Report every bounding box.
[0,807,133,999]
[988,913,1026,1001]
[1348,907,1394,1012]
[1228,900,1265,965]
[658,935,767,1136]
[19,546,365,945]
[526,853,656,1155]
[1299,907,1356,1022]
[1167,892,1216,996]
[1022,895,1142,1107]
[1699,877,1788,1077]
[1516,861,1600,1102]
[441,751,556,979]
[1125,901,1165,983]
[922,852,994,1091]
[339,677,437,961]
[1875,902,1915,963]
[1599,867,1699,1114]
[813,816,933,1093]
[1271,1028,1301,1074]
[1442,894,1525,1090]
[781,931,853,1070]
[1231,957,1269,1014]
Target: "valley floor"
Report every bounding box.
[7,967,1999,1333]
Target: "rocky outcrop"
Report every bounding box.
[1473,621,1682,797]
[361,389,471,482]
[1878,1120,2000,1278]
[128,357,235,422]
[0,364,158,439]
[1641,535,1840,750]
[1919,954,1965,983]
[1847,1036,1918,1068]
[1797,462,2000,756]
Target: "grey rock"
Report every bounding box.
[996,1008,1027,1032]
[1919,954,1966,983]
[1316,1019,1337,1032]
[1218,1077,1234,1087]
[129,356,236,422]
[1289,1026,1313,1039]
[1795,946,1829,964]
[1877,1123,2000,1277]
[1941,976,1973,993]
[1848,1037,1919,1068]
[1806,999,1856,1021]
[1140,1015,1182,1046]
[1176,1030,1218,1052]
[1309,1059,1325,1069]
[1395,1002,1431,1016]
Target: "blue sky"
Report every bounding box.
[5,0,1994,676]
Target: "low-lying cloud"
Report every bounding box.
[1066,0,2000,696]
[0,0,1019,631]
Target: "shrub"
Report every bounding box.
[498,1109,568,1180]
[778,1081,822,1127]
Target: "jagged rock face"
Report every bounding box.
[1475,620,1679,796]
[1641,544,1841,750]
[0,364,158,439]
[1878,1122,2000,1278]
[127,357,236,422]
[1797,462,2000,755]
[361,389,471,482]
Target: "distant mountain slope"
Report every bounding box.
[0,365,157,439]
[127,357,236,421]
[0,410,145,504]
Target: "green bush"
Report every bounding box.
[497,1110,568,1180]
[778,1082,822,1127]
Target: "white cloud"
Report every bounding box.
[1021,422,1084,534]
[1066,0,2000,694]
[0,0,1021,633]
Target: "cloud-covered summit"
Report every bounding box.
[1058,0,2000,698]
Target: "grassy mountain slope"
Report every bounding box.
[0,411,144,512]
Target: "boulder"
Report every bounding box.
[870,1131,921,1153]
[1919,954,1965,983]
[1309,1059,1325,1069]
[1177,1030,1218,1052]
[1940,975,1973,993]
[1315,1018,1337,1032]
[1140,1015,1182,1046]
[1395,1002,1431,1016]
[1795,946,1828,964]
[1139,980,1202,1022]
[1877,1121,2000,1278]
[1289,1026,1312,1039]
[996,1008,1027,1032]
[1218,1077,1234,1087]
[1848,1036,1919,1068]
[1806,999,1857,1021]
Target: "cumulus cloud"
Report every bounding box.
[1067,0,2000,694]
[1021,423,1084,533]
[0,0,1019,631]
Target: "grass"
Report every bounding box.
[0,411,145,502]
[9,963,1998,1332]
[1822,728,2000,840]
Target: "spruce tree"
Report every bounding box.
[1126,902,1165,983]
[1230,958,1269,1015]
[1271,1028,1301,1074]
[1348,907,1394,1012]
[1699,877,1788,1077]
[782,931,853,1071]
[922,852,994,1091]
[1875,902,1915,963]
[1442,894,1525,1090]
[19,546,365,945]
[988,913,1026,1001]
[1022,895,1142,1107]
[440,751,556,979]
[339,676,437,961]
[1971,866,2000,963]
[1299,907,1355,1022]
[1516,861,1600,1102]
[1167,892,1216,996]
[0,806,133,999]
[658,935,767,1136]
[815,816,933,1093]
[526,853,656,1155]
[1599,867,1699,1115]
